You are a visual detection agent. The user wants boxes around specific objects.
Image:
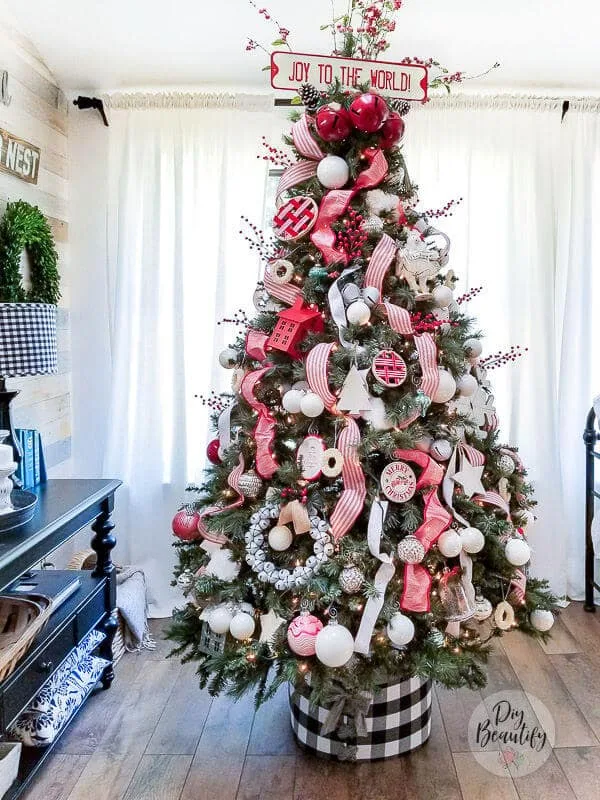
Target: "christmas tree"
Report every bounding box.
[169,0,557,728]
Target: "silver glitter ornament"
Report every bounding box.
[397,534,426,564]
[496,454,516,477]
[176,570,195,590]
[238,470,263,499]
[474,594,493,621]
[339,564,365,594]
[363,215,384,234]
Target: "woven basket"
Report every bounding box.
[67,549,126,663]
[0,594,53,682]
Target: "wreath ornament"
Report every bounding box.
[0,201,60,304]
[245,502,333,590]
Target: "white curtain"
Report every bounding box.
[404,96,600,599]
[104,94,274,616]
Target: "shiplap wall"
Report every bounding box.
[0,20,71,472]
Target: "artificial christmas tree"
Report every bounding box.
[169,0,557,761]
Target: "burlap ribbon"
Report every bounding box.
[321,689,372,738]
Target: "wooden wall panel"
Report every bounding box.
[0,21,71,470]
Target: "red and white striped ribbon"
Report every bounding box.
[240,367,279,479]
[473,490,511,517]
[510,568,527,601]
[460,442,486,467]
[382,301,413,335]
[196,454,246,545]
[291,114,325,160]
[393,448,445,490]
[276,160,318,205]
[263,269,302,306]
[363,234,397,296]
[330,418,366,542]
[305,342,337,411]
[414,333,439,399]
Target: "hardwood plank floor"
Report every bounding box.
[19,604,600,800]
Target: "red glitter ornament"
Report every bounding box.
[315,105,353,142]
[348,93,389,133]
[206,438,221,465]
[172,509,201,541]
[379,111,405,149]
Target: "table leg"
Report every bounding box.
[91,494,118,688]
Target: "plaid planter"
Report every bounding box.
[0,303,57,376]
[289,675,432,761]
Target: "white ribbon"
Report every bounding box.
[217,403,235,454]
[354,500,396,654]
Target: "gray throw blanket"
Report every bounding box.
[116,567,156,652]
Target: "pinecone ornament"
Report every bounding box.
[299,83,321,112]
[391,99,411,117]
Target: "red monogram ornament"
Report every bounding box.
[272,196,318,241]
[372,350,407,387]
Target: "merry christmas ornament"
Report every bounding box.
[530,609,554,632]
[315,617,354,667]
[397,534,426,564]
[505,538,531,566]
[380,461,417,504]
[287,611,324,656]
[172,509,200,541]
[218,347,238,369]
[315,105,353,141]
[348,92,389,133]
[268,524,293,551]
[387,612,415,646]
[229,612,256,640]
[339,564,365,594]
[459,526,485,554]
[316,155,350,188]
[238,470,263,499]
[371,350,407,387]
[297,435,325,480]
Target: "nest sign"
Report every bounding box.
[0,127,40,185]
[271,51,428,101]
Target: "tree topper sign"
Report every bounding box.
[271,51,428,101]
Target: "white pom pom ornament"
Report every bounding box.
[317,155,350,189]
[505,538,531,566]
[300,392,325,418]
[282,389,304,413]
[457,373,478,397]
[268,525,293,551]
[437,530,463,557]
[530,609,554,632]
[460,526,485,554]
[346,300,371,326]
[229,612,256,640]
[432,370,456,403]
[315,620,354,667]
[387,612,415,647]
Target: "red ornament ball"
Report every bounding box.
[206,438,221,465]
[379,111,405,149]
[348,93,389,133]
[172,509,201,541]
[315,105,353,142]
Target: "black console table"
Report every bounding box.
[0,479,121,799]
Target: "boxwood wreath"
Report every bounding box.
[0,200,60,304]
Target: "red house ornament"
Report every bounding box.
[267,297,324,359]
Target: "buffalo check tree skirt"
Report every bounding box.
[289,675,432,761]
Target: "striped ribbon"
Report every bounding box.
[245,329,269,361]
[330,418,366,542]
[305,342,337,411]
[460,442,486,467]
[196,454,245,545]
[263,269,302,306]
[473,490,511,518]
[291,114,324,160]
[510,567,527,601]
[274,115,324,205]
[240,367,279,479]
[276,160,319,206]
[363,234,397,296]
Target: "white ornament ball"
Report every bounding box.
[431,285,453,308]
[300,392,325,418]
[430,439,453,461]
[339,565,365,594]
[457,373,478,397]
[387,612,415,646]
[505,538,531,566]
[432,370,457,403]
[315,623,355,668]
[464,338,483,358]
[218,347,238,369]
[474,595,493,621]
[208,605,234,634]
[282,389,304,413]
[229,612,256,640]
[346,300,371,326]
[460,526,485,554]
[437,530,463,558]
[362,286,380,309]
[530,609,554,632]
[317,155,350,189]
[268,525,293,551]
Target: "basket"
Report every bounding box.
[0,595,53,682]
[289,675,432,762]
[67,549,126,663]
[0,742,21,798]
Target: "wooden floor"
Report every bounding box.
[20,602,600,800]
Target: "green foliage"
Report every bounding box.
[0,200,60,304]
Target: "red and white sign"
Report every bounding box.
[297,435,325,480]
[381,461,417,503]
[271,51,428,101]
